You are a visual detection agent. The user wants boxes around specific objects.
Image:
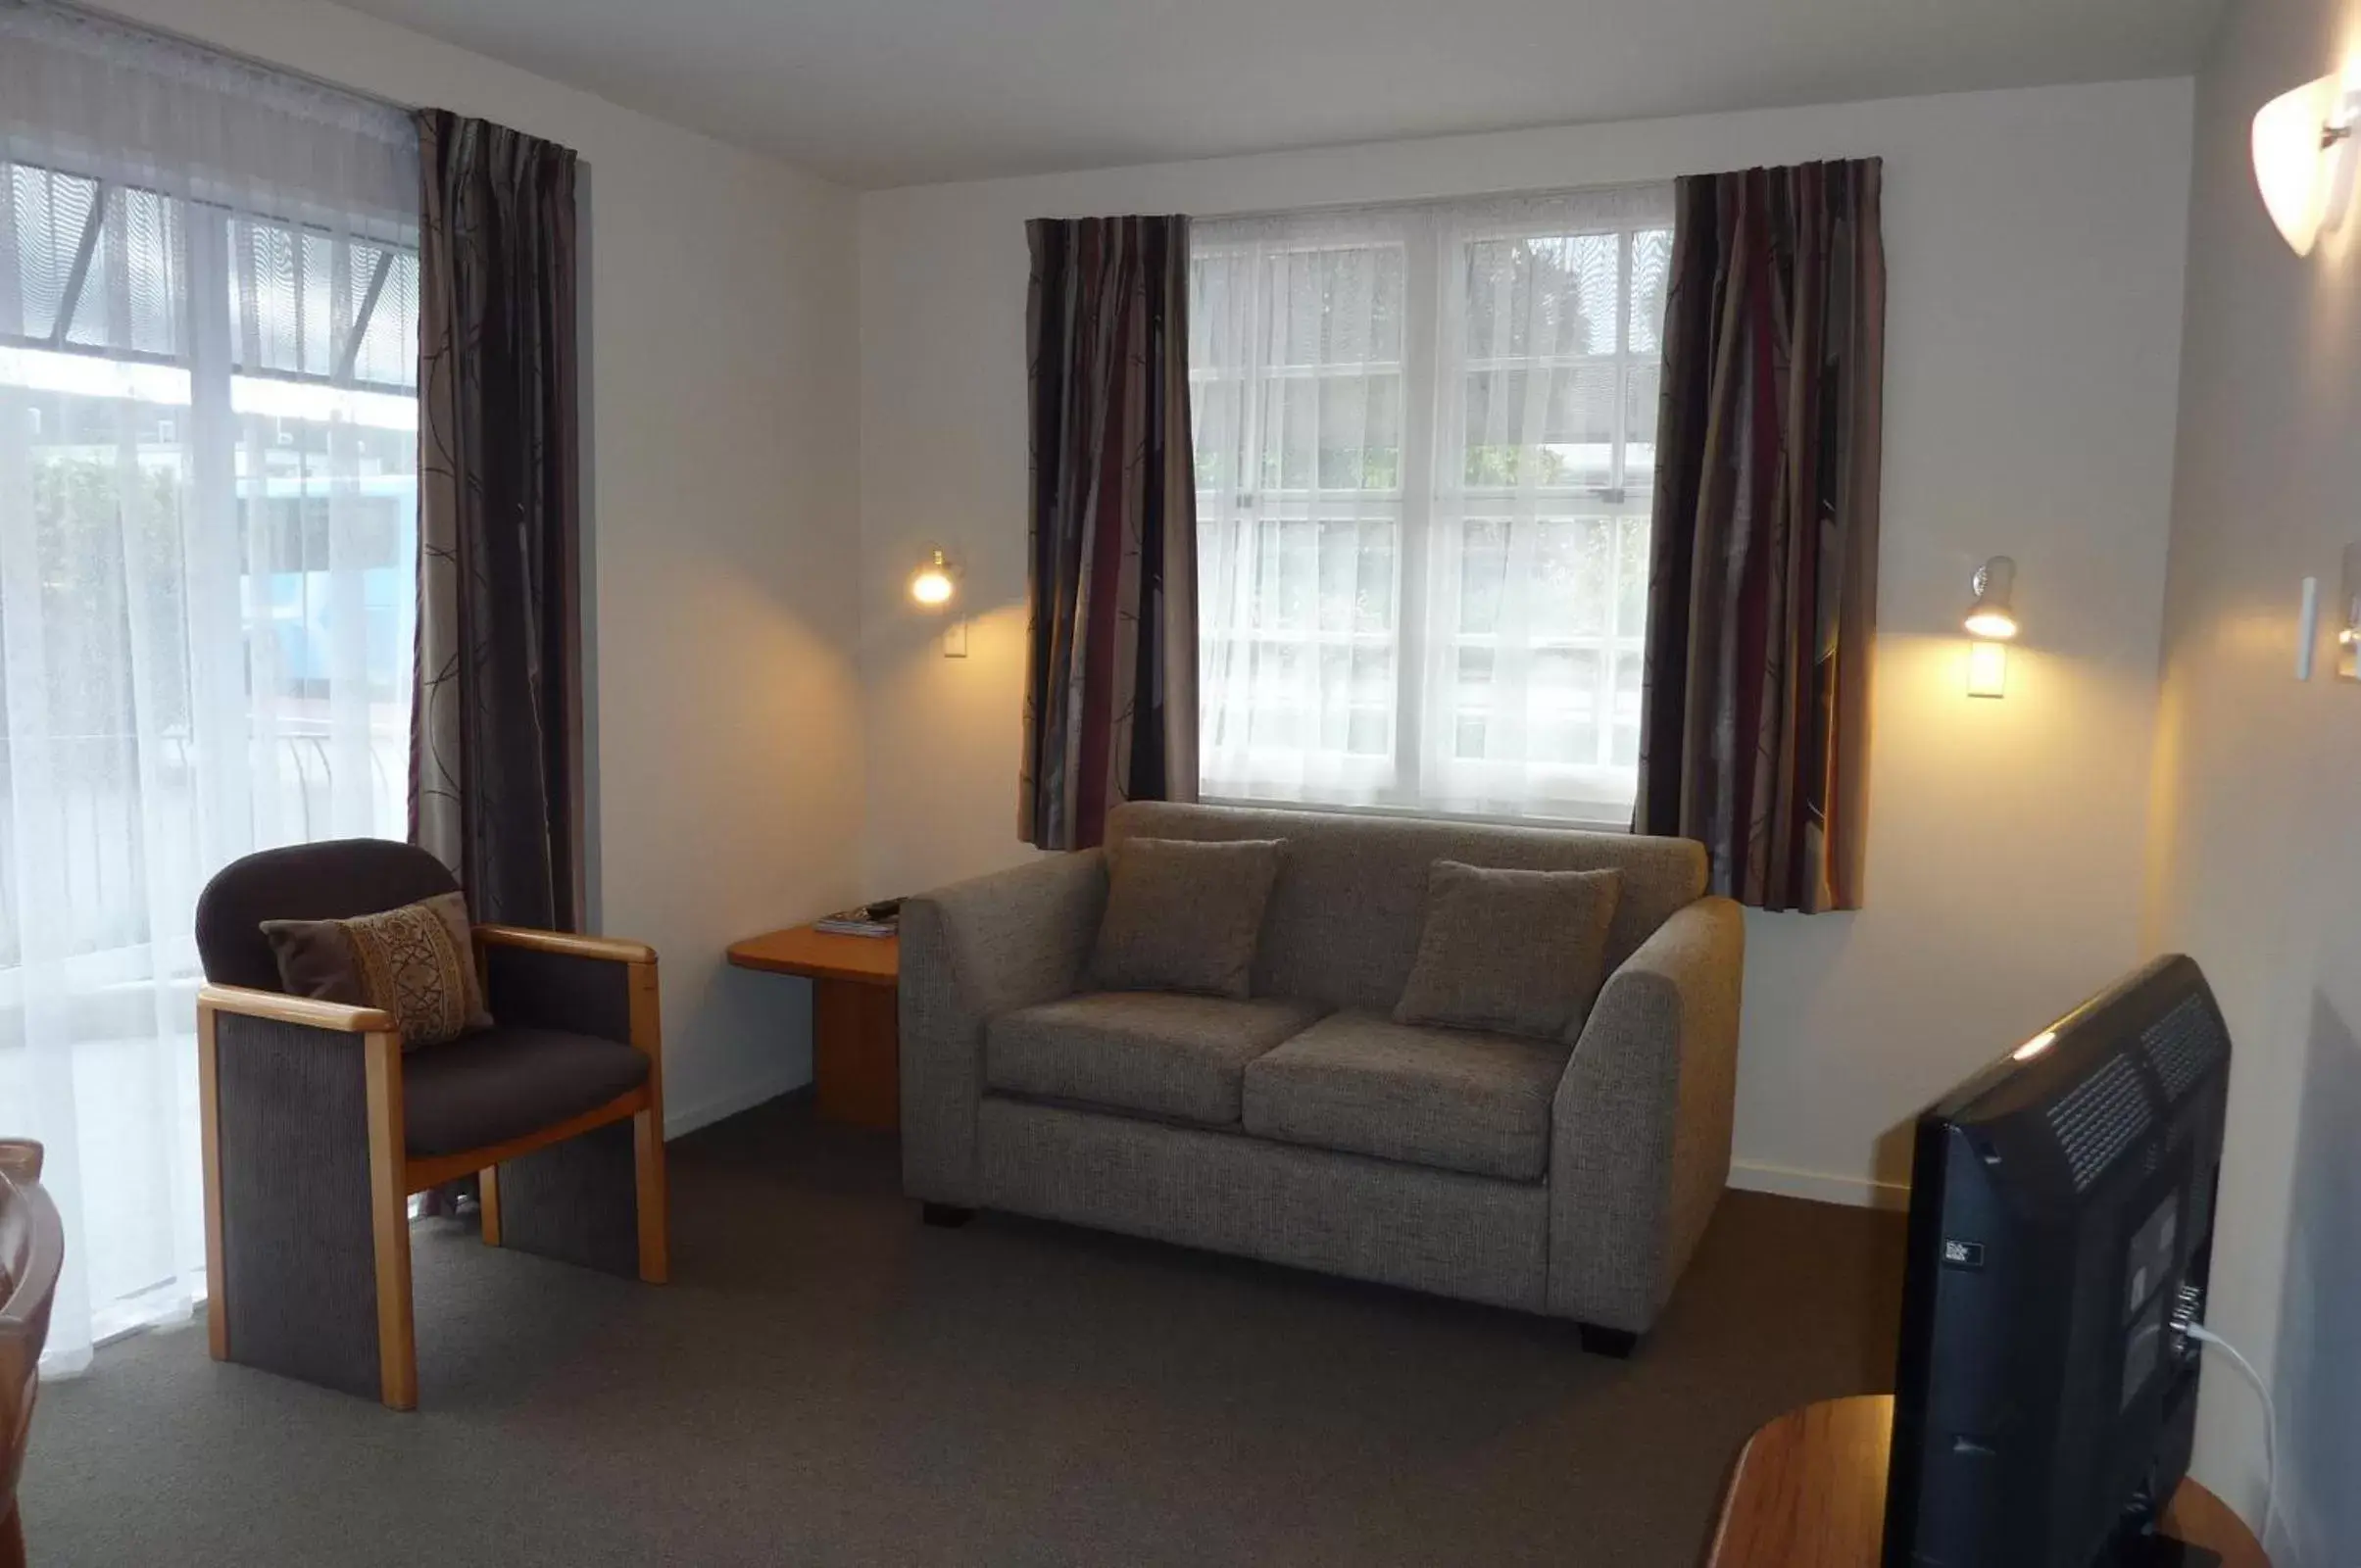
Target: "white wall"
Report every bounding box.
[2145,0,2361,1556]
[858,79,2195,1204]
[124,0,866,1133]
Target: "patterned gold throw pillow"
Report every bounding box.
[262,891,493,1050]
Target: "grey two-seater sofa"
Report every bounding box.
[898,801,1744,1348]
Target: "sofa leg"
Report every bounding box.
[920,1202,975,1228]
[1577,1322,1640,1358]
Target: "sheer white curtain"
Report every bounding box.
[1191,211,1408,807]
[1191,187,1673,824]
[0,4,419,1370]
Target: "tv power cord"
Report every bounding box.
[2181,1321,2277,1552]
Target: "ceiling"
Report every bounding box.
[337,0,2223,188]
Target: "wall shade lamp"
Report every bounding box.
[909,548,957,609]
[2253,74,2361,256]
[1964,556,2017,699]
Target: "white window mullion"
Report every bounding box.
[1612,228,1635,498]
[1395,214,1439,807]
[182,203,251,866]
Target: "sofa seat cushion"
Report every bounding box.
[403,1025,650,1156]
[1241,1009,1572,1180]
[986,992,1327,1127]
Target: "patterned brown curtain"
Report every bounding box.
[1018,216,1199,851]
[411,111,584,929]
[1635,161,1885,912]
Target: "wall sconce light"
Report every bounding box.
[2252,74,2361,256]
[1964,556,2016,699]
[909,548,957,609]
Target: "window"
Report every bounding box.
[1190,188,1673,824]
[0,0,421,1368]
[0,158,423,930]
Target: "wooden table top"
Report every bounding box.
[726,925,900,987]
[1707,1395,2265,1568]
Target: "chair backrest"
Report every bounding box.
[0,1141,63,1535]
[194,839,461,992]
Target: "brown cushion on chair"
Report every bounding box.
[1394,860,1622,1042]
[1089,835,1286,1000]
[402,1025,650,1156]
[263,891,492,1050]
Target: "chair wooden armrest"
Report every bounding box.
[198,984,397,1035]
[473,925,656,966]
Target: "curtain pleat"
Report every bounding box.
[411,111,583,929]
[1635,161,1884,912]
[1019,216,1198,851]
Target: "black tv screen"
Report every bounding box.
[1883,955,2232,1567]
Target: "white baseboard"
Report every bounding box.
[1731,1158,1911,1211]
[664,1067,812,1140]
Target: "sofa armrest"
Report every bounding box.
[1547,895,1744,1333]
[899,850,1107,1204]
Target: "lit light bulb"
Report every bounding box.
[1964,610,2018,640]
[2252,74,2359,257]
[1963,558,2018,642]
[910,550,955,608]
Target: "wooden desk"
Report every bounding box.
[727,926,900,1130]
[1708,1396,2265,1568]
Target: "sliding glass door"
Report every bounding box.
[0,5,420,1366]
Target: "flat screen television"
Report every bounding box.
[1883,954,2233,1568]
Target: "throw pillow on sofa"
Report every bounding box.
[1090,836,1286,1001]
[1394,860,1621,1042]
[262,890,493,1050]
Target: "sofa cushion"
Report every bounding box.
[403,1025,650,1156]
[987,992,1326,1127]
[1395,861,1621,1042]
[1241,1009,1572,1180]
[1089,836,1286,1000]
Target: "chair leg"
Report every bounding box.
[2,1498,26,1568]
[494,1118,641,1276]
[203,1009,414,1407]
[633,1105,669,1284]
[1577,1322,1640,1359]
[363,1033,418,1411]
[196,1008,229,1365]
[479,1164,504,1247]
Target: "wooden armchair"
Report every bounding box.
[193,840,666,1410]
[2,1141,64,1568]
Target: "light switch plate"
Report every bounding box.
[942,617,969,659]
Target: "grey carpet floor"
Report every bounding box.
[20,1095,1903,1567]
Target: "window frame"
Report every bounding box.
[1,153,420,397]
[1190,191,1672,829]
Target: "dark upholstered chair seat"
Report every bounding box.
[402,1027,651,1157]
